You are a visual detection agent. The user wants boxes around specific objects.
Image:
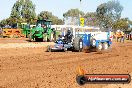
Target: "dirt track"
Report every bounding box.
[0,38,132,88]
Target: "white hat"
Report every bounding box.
[117,30,121,32]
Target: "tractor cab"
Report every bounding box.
[36,20,52,33]
[29,19,56,42]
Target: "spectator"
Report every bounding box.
[0,27,3,37]
[116,30,121,42]
[120,31,125,43]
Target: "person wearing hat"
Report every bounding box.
[120,31,125,43]
[116,30,121,42]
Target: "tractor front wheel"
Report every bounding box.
[47,45,52,52]
[29,34,34,42]
[96,43,103,52]
[102,42,109,50]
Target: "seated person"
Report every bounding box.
[56,35,64,44]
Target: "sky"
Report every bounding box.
[0,0,132,21]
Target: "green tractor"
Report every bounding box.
[21,23,31,38]
[29,19,56,42]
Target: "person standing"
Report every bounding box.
[116,30,121,42]
[120,31,125,43]
[0,27,3,37]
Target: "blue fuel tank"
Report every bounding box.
[82,34,91,47]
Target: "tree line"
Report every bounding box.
[0,0,64,28]
[0,0,132,31]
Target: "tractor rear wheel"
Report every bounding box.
[73,37,83,52]
[35,38,43,42]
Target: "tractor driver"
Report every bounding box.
[56,35,64,44]
[41,24,46,29]
[64,30,73,43]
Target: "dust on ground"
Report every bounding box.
[0,38,132,88]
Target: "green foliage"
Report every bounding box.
[113,18,129,31]
[63,8,85,25]
[0,19,7,24]
[10,0,36,24]
[96,0,123,28]
[129,20,132,26]
[63,8,85,18]
[0,0,36,27]
[38,11,63,25]
[0,17,17,27]
[38,11,52,20]
[84,12,99,26]
[0,19,7,27]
